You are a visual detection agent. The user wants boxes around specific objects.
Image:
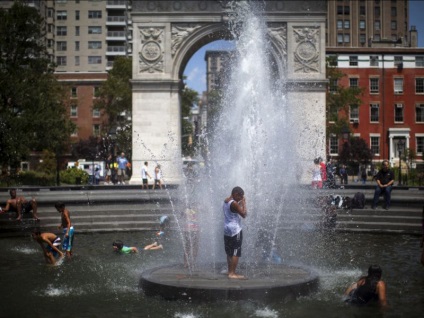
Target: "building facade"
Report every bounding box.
[327,0,416,48]
[2,0,133,140]
[327,48,424,166]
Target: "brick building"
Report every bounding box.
[327,48,424,167]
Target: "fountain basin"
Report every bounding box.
[140,263,319,302]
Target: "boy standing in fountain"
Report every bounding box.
[56,202,74,259]
[223,186,247,279]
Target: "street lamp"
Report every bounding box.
[398,139,405,185]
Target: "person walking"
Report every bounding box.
[153,164,163,189]
[371,160,394,210]
[223,186,247,279]
[141,161,152,189]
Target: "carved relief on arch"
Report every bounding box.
[268,23,287,57]
[171,24,203,56]
[293,26,320,73]
[139,27,164,73]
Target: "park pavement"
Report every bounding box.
[0,183,422,237]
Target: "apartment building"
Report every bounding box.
[327,48,424,165]
[2,0,133,140]
[327,0,416,48]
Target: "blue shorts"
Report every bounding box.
[47,237,62,257]
[62,227,74,252]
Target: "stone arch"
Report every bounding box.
[130,1,327,185]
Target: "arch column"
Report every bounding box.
[130,79,182,185]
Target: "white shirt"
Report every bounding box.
[223,199,242,237]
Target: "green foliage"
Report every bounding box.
[326,56,363,136]
[0,2,74,173]
[37,150,56,174]
[60,168,89,185]
[94,57,132,154]
[338,137,373,167]
[17,170,55,186]
[181,86,199,157]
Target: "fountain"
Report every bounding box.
[140,1,319,302]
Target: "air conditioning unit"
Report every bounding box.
[396,104,403,108]
[350,118,359,124]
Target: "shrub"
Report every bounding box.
[17,170,55,186]
[60,167,89,185]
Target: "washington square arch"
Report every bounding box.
[129,1,327,184]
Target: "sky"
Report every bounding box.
[184,0,424,95]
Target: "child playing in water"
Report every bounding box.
[112,240,162,253]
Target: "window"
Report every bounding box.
[93,87,100,97]
[48,24,54,33]
[75,56,80,66]
[416,78,424,93]
[374,20,380,30]
[359,20,365,29]
[88,56,102,64]
[370,78,379,93]
[56,41,67,51]
[75,41,80,51]
[88,11,102,19]
[370,103,379,122]
[48,8,53,18]
[75,26,80,36]
[416,56,424,67]
[56,26,67,36]
[391,7,397,17]
[93,108,100,118]
[56,56,67,66]
[349,78,359,88]
[344,6,350,15]
[337,34,343,44]
[337,6,343,15]
[88,41,102,49]
[370,55,379,66]
[76,10,80,20]
[391,34,398,42]
[370,136,380,155]
[391,21,397,30]
[88,26,102,34]
[394,78,403,94]
[337,20,343,29]
[360,6,366,15]
[47,39,53,48]
[360,34,366,44]
[416,104,424,122]
[329,78,338,94]
[70,104,77,117]
[344,34,350,43]
[394,56,403,66]
[349,56,358,66]
[57,10,67,20]
[93,124,100,137]
[344,20,350,29]
[71,87,77,98]
[56,0,67,3]
[375,6,380,16]
[350,104,359,120]
[374,34,381,41]
[417,137,424,154]
[394,104,404,122]
[330,136,339,155]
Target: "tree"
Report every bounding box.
[326,56,363,137]
[94,56,132,156]
[180,85,198,157]
[339,137,373,171]
[0,2,75,183]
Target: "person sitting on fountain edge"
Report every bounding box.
[344,265,388,308]
[223,186,247,279]
[0,188,40,221]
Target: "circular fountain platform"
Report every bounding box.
[140,263,319,302]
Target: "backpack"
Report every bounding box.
[351,192,365,209]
